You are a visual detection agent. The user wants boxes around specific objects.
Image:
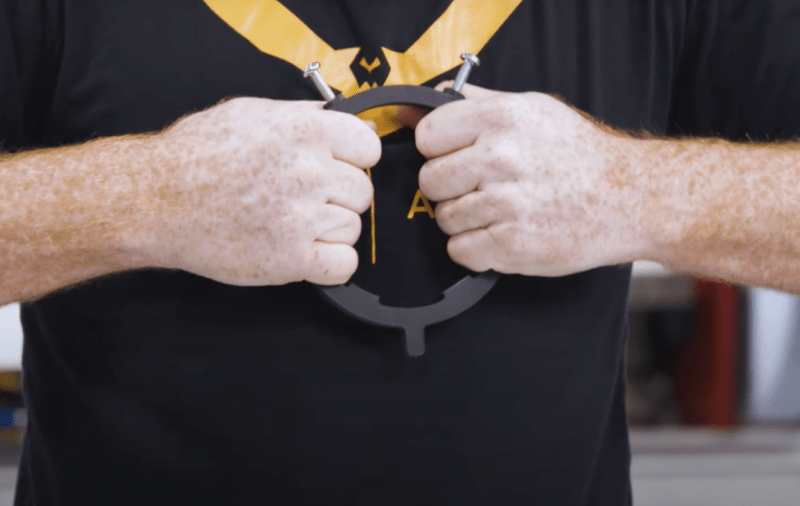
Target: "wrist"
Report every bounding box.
[623,136,717,266]
[110,133,179,271]
[599,134,660,265]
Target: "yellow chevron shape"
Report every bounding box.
[360,57,382,74]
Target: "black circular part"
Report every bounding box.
[317,85,500,357]
[323,85,463,113]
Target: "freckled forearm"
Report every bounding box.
[0,135,167,304]
[629,136,800,292]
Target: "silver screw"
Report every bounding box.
[451,53,480,93]
[303,62,336,101]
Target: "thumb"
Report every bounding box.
[433,80,502,99]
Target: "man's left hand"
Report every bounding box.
[406,82,650,277]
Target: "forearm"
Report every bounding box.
[0,136,163,305]
[631,136,800,293]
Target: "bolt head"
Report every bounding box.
[303,62,321,77]
[460,53,480,67]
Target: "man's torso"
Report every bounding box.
[13,1,686,504]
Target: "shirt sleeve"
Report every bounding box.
[668,0,800,140]
[0,0,62,151]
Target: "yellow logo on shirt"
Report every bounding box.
[359,57,382,75]
[203,0,523,136]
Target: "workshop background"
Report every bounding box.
[0,261,798,504]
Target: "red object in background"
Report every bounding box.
[672,279,740,426]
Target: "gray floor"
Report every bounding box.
[631,427,800,505]
[0,427,797,505]
[0,469,13,506]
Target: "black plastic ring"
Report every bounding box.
[318,85,500,357]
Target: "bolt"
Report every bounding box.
[451,53,480,93]
[303,62,336,101]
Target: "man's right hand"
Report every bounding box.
[152,97,380,287]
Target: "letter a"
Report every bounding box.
[407,189,435,219]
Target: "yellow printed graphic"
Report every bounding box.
[203,0,523,261]
[381,0,524,87]
[360,57,382,74]
[203,0,361,93]
[407,190,436,219]
[367,168,377,264]
[204,0,523,136]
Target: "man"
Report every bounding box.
[1,0,798,504]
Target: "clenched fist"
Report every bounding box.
[152,97,380,286]
[409,83,646,277]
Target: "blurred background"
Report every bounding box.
[0,262,797,504]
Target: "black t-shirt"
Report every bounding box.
[2,1,800,505]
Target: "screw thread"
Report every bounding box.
[452,64,473,93]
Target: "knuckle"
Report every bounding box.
[357,194,373,214]
[481,96,521,128]
[339,116,382,167]
[447,236,481,271]
[418,161,442,200]
[356,172,375,211]
[484,101,508,125]
[481,185,517,221]
[338,168,373,213]
[497,139,522,163]
[493,191,520,221]
[299,243,320,278]
[415,120,435,157]
[330,249,358,283]
[287,200,316,230]
[345,213,363,245]
[486,140,521,176]
[308,242,359,285]
[363,131,382,167]
[436,200,454,221]
[292,159,327,194]
[490,224,525,257]
[447,236,466,264]
[475,192,499,222]
[435,202,455,233]
[289,113,324,144]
